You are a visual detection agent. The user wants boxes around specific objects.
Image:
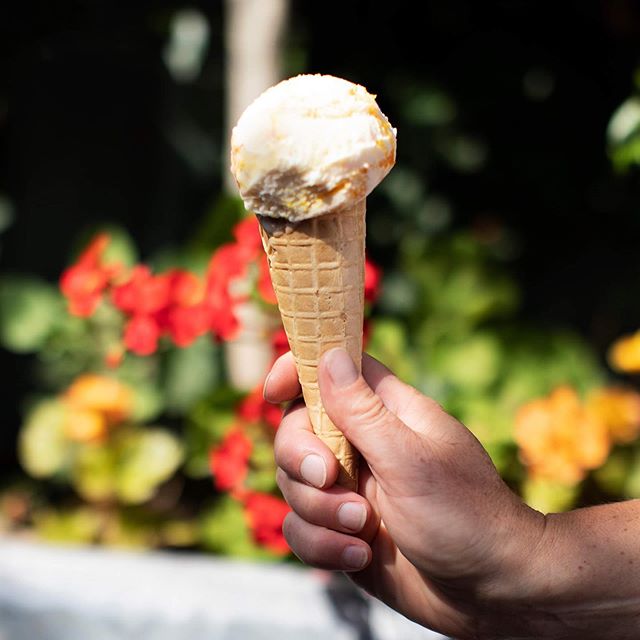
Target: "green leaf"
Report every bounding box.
[430,332,503,393]
[184,409,236,477]
[377,271,420,316]
[163,337,220,414]
[367,318,417,385]
[100,509,158,549]
[594,448,631,496]
[522,477,578,513]
[183,389,243,477]
[116,356,165,422]
[72,443,117,502]
[245,429,277,493]
[0,276,62,352]
[188,194,244,252]
[456,394,513,446]
[71,428,185,505]
[199,495,272,559]
[402,87,457,126]
[114,428,184,504]
[161,519,199,547]
[607,97,640,146]
[499,330,603,407]
[34,507,102,544]
[483,441,517,476]
[18,400,70,478]
[622,449,640,499]
[129,383,165,423]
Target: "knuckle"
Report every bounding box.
[350,386,388,427]
[273,433,298,472]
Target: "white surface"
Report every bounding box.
[0,539,446,640]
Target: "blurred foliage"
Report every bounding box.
[608,71,640,171]
[4,0,640,551]
[199,495,273,560]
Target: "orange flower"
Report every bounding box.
[63,407,107,442]
[608,331,640,373]
[61,374,133,443]
[515,386,610,485]
[587,387,640,444]
[65,374,133,423]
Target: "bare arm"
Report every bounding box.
[503,502,640,639]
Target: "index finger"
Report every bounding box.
[264,352,301,403]
[274,400,340,489]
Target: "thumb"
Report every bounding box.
[318,348,421,478]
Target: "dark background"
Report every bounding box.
[2,0,640,467]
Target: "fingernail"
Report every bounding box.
[337,502,366,532]
[325,348,358,388]
[342,545,368,570]
[300,454,326,488]
[262,371,273,401]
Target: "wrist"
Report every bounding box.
[481,504,640,639]
[431,496,553,638]
[472,500,554,637]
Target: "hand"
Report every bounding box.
[265,349,547,639]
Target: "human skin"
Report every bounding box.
[265,348,640,639]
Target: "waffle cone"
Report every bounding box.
[258,200,365,491]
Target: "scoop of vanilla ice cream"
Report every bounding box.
[230,74,396,221]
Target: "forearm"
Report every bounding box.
[487,500,640,639]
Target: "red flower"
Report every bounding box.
[209,428,253,493]
[243,491,291,555]
[112,266,212,353]
[204,218,278,341]
[258,255,277,305]
[271,327,290,360]
[204,244,248,341]
[111,266,171,315]
[123,314,161,356]
[60,233,120,317]
[364,258,382,303]
[237,386,282,429]
[234,218,276,305]
[233,216,263,253]
[163,303,210,348]
[167,269,205,307]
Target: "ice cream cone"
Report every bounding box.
[230,74,397,491]
[258,199,365,490]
